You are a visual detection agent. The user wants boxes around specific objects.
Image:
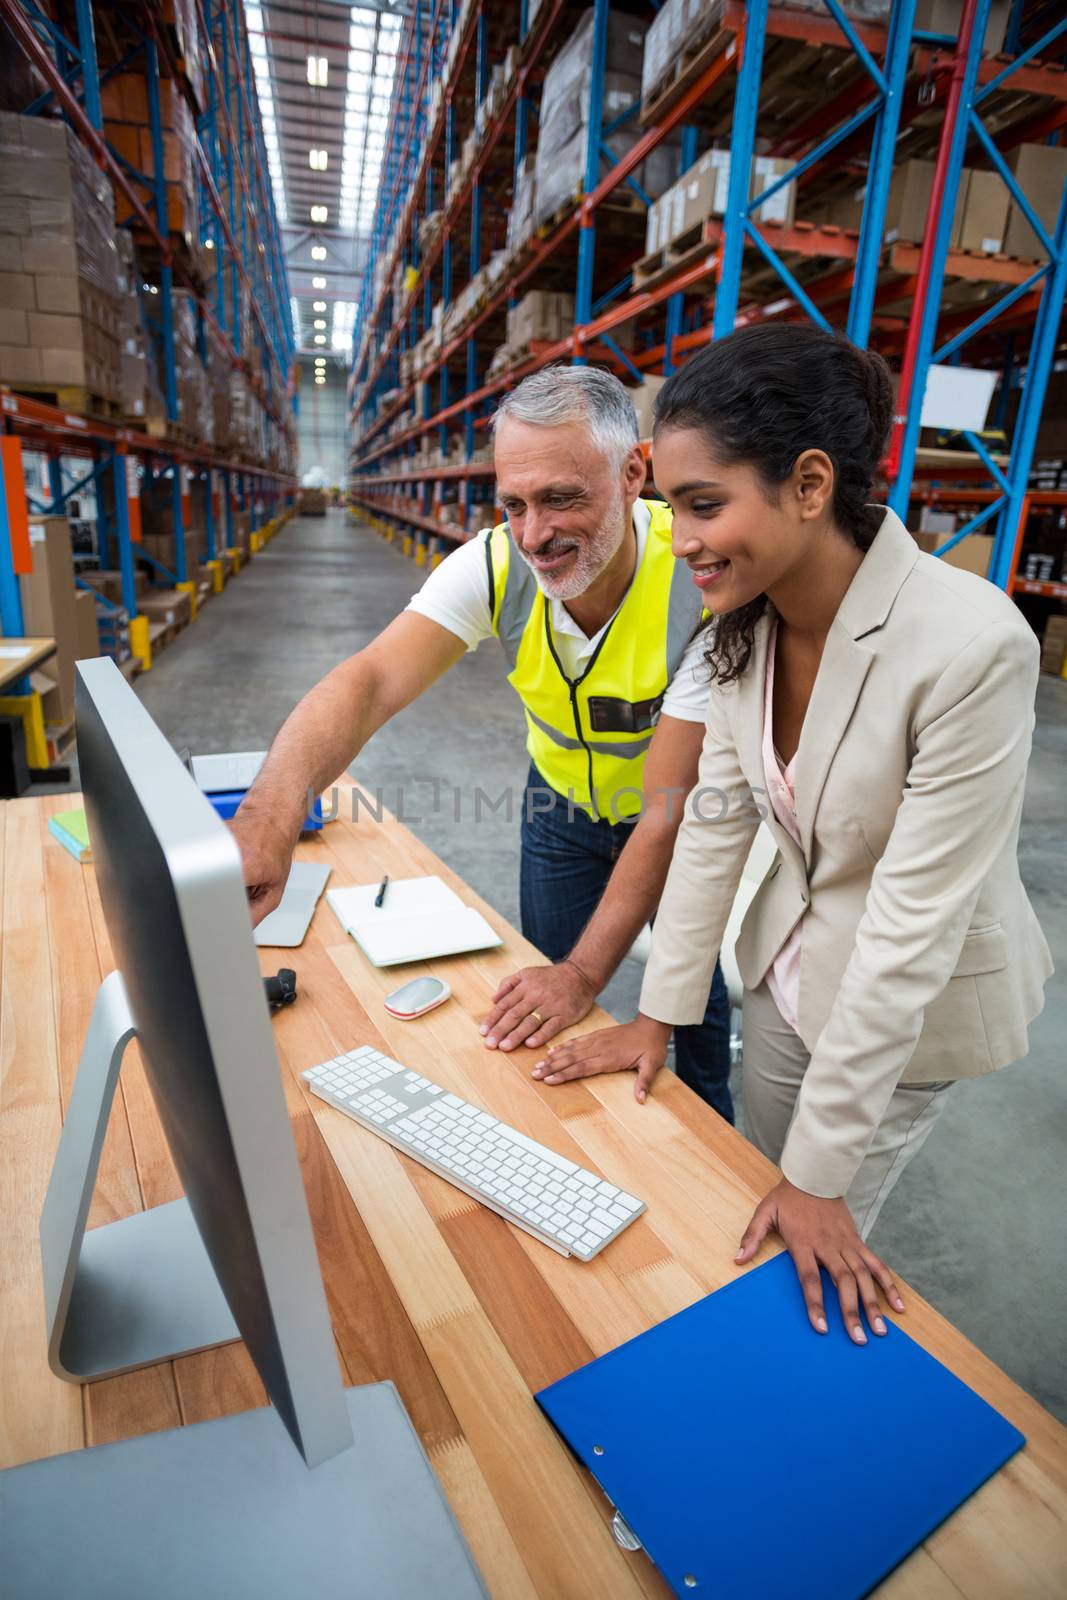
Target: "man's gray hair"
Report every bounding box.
[491,364,639,466]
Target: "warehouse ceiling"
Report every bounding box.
[245,0,412,356]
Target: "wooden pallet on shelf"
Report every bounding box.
[11,384,123,422]
[634,223,713,292]
[639,13,733,128]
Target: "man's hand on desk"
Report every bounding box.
[481,959,598,1052]
[530,1015,672,1103]
[736,1178,906,1346]
[229,809,297,926]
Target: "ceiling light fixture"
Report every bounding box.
[307,55,328,87]
[312,275,327,288]
[314,318,326,329]
[310,205,328,224]
[311,245,327,261]
[309,148,328,170]
[314,334,326,344]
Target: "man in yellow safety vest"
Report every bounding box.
[232,366,732,1118]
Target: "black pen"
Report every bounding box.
[374,874,389,908]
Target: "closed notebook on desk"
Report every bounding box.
[536,1252,1024,1599]
[327,875,502,967]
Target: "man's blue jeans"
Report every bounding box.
[518,766,734,1123]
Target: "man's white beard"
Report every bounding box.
[518,488,628,601]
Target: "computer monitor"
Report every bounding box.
[4,659,487,1599]
[41,655,351,1467]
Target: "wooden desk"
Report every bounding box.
[3,783,1065,1597]
[0,636,55,693]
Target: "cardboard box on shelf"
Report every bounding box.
[0,346,42,382]
[884,160,966,245]
[958,169,1011,254]
[506,289,575,350]
[80,569,149,606]
[1040,616,1067,676]
[629,375,668,439]
[940,533,994,578]
[73,588,100,661]
[913,0,1009,55]
[1002,144,1067,261]
[646,149,794,254]
[138,589,193,631]
[17,515,78,725]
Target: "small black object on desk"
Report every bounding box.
[264,969,298,1010]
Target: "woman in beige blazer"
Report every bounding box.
[533,324,1052,1344]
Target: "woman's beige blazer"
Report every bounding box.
[639,507,1053,1196]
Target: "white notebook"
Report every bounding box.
[326,874,503,967]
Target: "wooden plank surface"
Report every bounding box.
[2,779,1066,1598]
[0,636,56,693]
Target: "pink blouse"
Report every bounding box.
[762,620,803,1032]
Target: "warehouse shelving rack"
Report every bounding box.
[348,0,1067,605]
[0,0,297,749]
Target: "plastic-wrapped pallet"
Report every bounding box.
[171,290,214,444]
[115,231,165,423]
[642,0,724,108]
[533,11,678,230]
[507,156,537,254]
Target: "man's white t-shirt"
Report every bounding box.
[404,500,710,722]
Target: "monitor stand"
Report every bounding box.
[1,1381,489,1599]
[40,970,239,1381]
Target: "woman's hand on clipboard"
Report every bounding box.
[736,1179,906,1345]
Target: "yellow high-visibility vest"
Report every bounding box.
[485,499,705,821]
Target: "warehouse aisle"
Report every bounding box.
[134,509,1067,1425]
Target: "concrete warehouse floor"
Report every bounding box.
[72,510,1067,1422]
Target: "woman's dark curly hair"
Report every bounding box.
[653,323,894,685]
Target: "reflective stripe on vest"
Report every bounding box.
[485,499,705,820]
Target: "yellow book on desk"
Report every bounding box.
[48,808,92,863]
[326,875,502,966]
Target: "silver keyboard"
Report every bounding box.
[302,1045,645,1260]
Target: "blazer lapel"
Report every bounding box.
[792,507,919,858]
[792,623,873,858]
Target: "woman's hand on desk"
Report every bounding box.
[736,1179,905,1345]
[531,1015,672,1102]
[481,959,597,1052]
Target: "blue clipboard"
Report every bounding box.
[536,1253,1024,1599]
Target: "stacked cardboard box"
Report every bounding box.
[506,290,576,352]
[1003,145,1067,260]
[80,569,149,607]
[0,112,125,397]
[17,515,100,727]
[101,74,204,280]
[628,375,668,439]
[170,290,213,443]
[1040,616,1067,677]
[645,149,796,255]
[823,157,1026,254]
[913,0,1009,55]
[139,589,193,632]
[300,489,328,516]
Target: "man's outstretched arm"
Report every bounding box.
[231,612,467,920]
